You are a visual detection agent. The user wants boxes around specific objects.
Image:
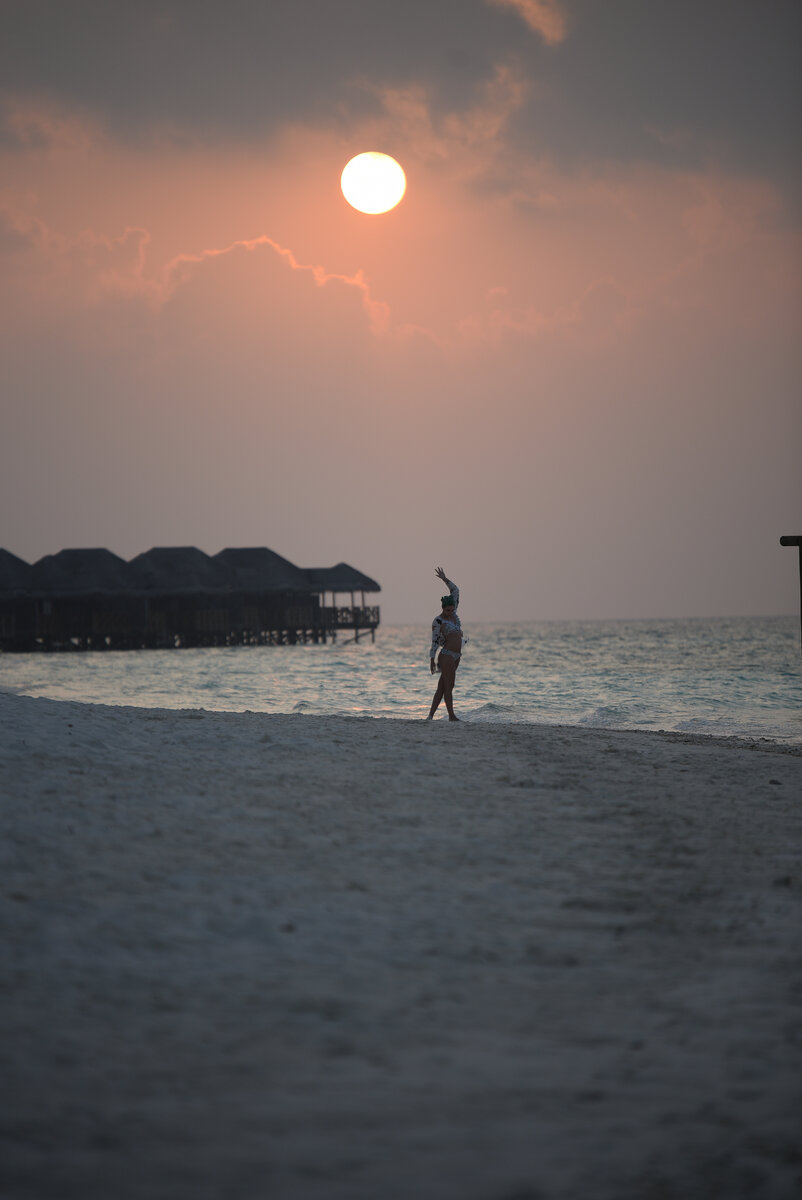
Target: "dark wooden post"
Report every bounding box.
[780,536,802,657]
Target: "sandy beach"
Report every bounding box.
[1,690,800,1200]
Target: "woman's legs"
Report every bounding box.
[427,668,445,719]
[441,655,458,720]
[429,654,459,720]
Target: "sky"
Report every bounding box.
[1,0,800,623]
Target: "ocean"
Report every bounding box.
[2,615,800,743]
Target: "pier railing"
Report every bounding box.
[321,605,380,629]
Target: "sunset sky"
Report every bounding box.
[2,0,800,623]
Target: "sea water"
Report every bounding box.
[1,616,800,743]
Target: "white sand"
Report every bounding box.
[1,690,800,1200]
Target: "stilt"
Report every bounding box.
[780,536,802,658]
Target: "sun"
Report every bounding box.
[341,152,406,215]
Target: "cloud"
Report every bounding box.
[363,59,530,201]
[486,0,568,45]
[158,235,391,335]
[459,277,633,348]
[0,200,393,336]
[442,61,530,147]
[1,98,96,153]
[367,60,529,160]
[0,199,59,255]
[1,80,797,361]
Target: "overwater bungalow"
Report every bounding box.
[0,546,380,651]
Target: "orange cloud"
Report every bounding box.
[0,202,392,335]
[159,235,391,334]
[1,85,797,362]
[486,0,568,45]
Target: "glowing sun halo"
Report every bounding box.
[341,152,406,214]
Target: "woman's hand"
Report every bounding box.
[435,566,448,584]
[430,659,437,673]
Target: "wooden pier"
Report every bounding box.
[0,547,380,652]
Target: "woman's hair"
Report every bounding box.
[441,595,455,607]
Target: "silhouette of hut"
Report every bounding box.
[214,547,310,592]
[0,545,380,651]
[31,548,132,592]
[0,550,35,647]
[305,563,381,640]
[127,546,227,593]
[126,547,231,645]
[213,548,318,641]
[306,562,381,597]
[29,549,134,647]
[0,549,34,593]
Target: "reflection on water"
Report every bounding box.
[1,617,800,742]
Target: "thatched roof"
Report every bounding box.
[128,547,228,593]
[0,549,34,596]
[306,563,381,593]
[31,549,132,594]
[1,546,381,599]
[214,548,311,592]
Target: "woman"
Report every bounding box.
[428,566,463,721]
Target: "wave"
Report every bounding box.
[577,704,655,729]
[468,702,525,722]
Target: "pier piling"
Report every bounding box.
[780,536,802,658]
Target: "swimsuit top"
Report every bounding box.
[438,618,461,635]
[430,580,464,660]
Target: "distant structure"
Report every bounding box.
[0,547,380,652]
[780,535,802,657]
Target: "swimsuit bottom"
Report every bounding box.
[439,648,462,661]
